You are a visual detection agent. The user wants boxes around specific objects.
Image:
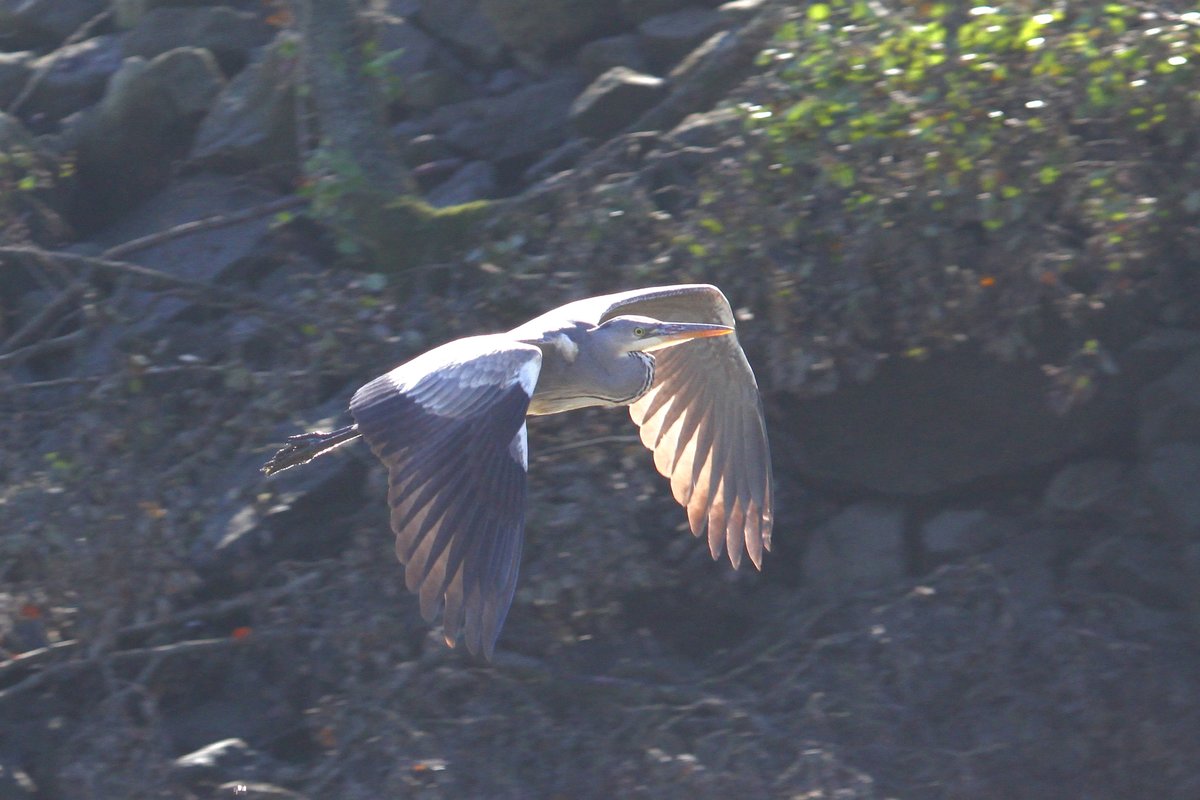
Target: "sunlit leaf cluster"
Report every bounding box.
[690,0,1200,392]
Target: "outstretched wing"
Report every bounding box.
[579,284,773,569]
[349,335,541,659]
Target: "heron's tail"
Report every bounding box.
[261,424,361,476]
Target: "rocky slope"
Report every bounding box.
[1,1,1199,798]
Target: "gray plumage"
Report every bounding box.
[262,284,773,658]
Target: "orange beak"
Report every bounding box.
[644,322,734,350]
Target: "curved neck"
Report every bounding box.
[528,343,654,415]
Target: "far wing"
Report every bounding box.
[592,285,774,569]
[349,336,541,659]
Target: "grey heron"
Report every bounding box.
[262,284,772,658]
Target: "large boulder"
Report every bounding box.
[577,34,649,78]
[0,0,107,50]
[88,173,286,288]
[415,0,505,66]
[1043,459,1126,514]
[1142,443,1200,539]
[570,66,666,139]
[426,160,497,206]
[804,503,906,598]
[21,34,124,122]
[191,33,298,175]
[369,13,470,111]
[427,74,584,164]
[63,48,224,228]
[637,7,728,70]
[121,7,274,74]
[921,508,1009,563]
[480,0,620,57]
[0,51,34,110]
[171,739,271,790]
[773,351,1130,495]
[1138,351,1200,454]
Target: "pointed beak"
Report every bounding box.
[645,321,734,350]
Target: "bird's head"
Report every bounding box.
[593,315,734,353]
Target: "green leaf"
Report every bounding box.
[1037,166,1061,185]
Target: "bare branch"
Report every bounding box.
[101,196,308,261]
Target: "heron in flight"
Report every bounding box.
[262,284,772,658]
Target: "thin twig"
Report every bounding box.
[0,363,348,395]
[0,326,87,367]
[0,572,322,685]
[0,636,281,706]
[535,434,641,459]
[0,245,291,315]
[101,196,308,261]
[0,282,86,352]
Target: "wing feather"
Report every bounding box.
[591,285,772,569]
[349,337,540,657]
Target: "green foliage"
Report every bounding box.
[361,39,408,104]
[299,142,493,269]
[711,0,1199,382]
[301,144,371,256]
[0,144,73,244]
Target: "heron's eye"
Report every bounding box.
[633,326,646,337]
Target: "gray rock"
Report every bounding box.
[65,48,224,222]
[429,74,584,162]
[1044,459,1126,513]
[369,11,471,110]
[480,0,620,56]
[189,422,366,587]
[804,503,906,598]
[666,107,741,147]
[922,509,1008,561]
[402,133,453,165]
[121,7,274,74]
[85,173,285,330]
[666,28,731,81]
[984,528,1057,618]
[369,12,441,75]
[413,155,467,192]
[0,51,34,110]
[1138,352,1200,454]
[485,67,526,94]
[1066,536,1182,610]
[191,33,298,174]
[522,137,589,183]
[22,34,124,121]
[401,67,474,110]
[578,34,649,78]
[0,0,107,49]
[416,0,505,66]
[570,67,666,139]
[112,0,147,28]
[113,0,221,28]
[638,7,728,70]
[426,160,497,206]
[1143,443,1200,538]
[173,739,264,785]
[384,0,422,16]
[0,761,36,800]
